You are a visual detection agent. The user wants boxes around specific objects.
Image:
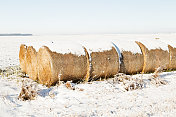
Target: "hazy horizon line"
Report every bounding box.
[1,32,176,36]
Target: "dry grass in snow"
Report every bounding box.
[1,66,176,116]
[18,80,38,101]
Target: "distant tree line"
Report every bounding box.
[0,33,32,36]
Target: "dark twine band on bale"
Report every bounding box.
[112,42,122,71]
[90,47,119,80]
[19,44,27,74]
[26,46,38,81]
[136,41,170,73]
[168,45,176,70]
[37,46,90,87]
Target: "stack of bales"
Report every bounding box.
[136,40,170,73]
[112,40,144,74]
[81,40,119,80]
[19,44,38,80]
[19,38,176,86]
[37,41,90,86]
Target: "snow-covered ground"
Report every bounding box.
[0,34,176,117]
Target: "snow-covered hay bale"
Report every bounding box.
[120,51,143,74]
[136,40,170,73]
[168,45,176,70]
[112,40,144,74]
[90,47,119,79]
[37,42,90,86]
[159,39,176,70]
[26,46,38,81]
[19,44,27,73]
[81,41,119,80]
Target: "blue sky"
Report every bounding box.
[0,0,176,35]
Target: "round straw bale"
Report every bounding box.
[168,45,176,70]
[90,47,119,80]
[120,51,144,74]
[37,46,89,86]
[112,40,144,74]
[26,46,38,81]
[19,44,27,73]
[136,41,170,73]
[80,40,119,80]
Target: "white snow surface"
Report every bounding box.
[0,71,176,116]
[160,39,176,48]
[0,34,176,116]
[79,40,114,53]
[151,33,176,48]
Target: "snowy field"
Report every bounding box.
[0,34,176,117]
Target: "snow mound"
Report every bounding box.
[26,40,86,56]
[137,39,169,51]
[80,40,114,52]
[112,40,142,54]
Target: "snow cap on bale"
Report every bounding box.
[29,40,86,56]
[19,44,27,73]
[159,36,176,47]
[112,40,144,74]
[136,40,170,73]
[26,46,38,81]
[37,41,90,87]
[81,40,119,80]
